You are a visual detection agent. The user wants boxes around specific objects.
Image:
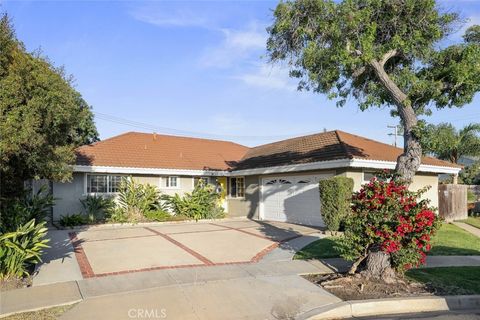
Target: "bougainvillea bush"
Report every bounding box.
[338,172,442,274]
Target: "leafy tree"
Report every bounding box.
[267,0,480,182]
[420,123,480,164]
[0,13,98,199]
[459,161,480,185]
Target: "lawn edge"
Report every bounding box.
[296,295,480,320]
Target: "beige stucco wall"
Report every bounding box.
[226,168,440,219]
[336,168,439,208]
[410,173,439,209]
[227,175,260,218]
[51,173,202,221]
[50,169,439,222]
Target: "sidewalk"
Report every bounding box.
[3,232,480,319]
[453,221,480,238]
[1,259,341,319]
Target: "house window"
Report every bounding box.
[363,171,376,182]
[229,177,245,198]
[194,177,210,186]
[166,176,178,188]
[363,171,388,183]
[87,174,124,194]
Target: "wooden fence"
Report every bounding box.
[438,184,468,222]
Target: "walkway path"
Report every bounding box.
[453,222,480,238]
[1,259,341,319]
[3,228,480,319]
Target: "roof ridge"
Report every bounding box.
[334,130,354,159]
[336,130,462,168]
[250,130,338,150]
[79,131,250,149]
[77,131,135,149]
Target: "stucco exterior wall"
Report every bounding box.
[51,173,199,221]
[225,168,440,219]
[226,175,260,218]
[52,173,85,220]
[410,173,439,209]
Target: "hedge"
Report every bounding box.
[319,176,354,231]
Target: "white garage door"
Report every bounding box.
[260,174,332,226]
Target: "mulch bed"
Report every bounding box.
[303,273,432,301]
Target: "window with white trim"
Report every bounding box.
[166,176,178,188]
[87,174,124,194]
[229,177,245,198]
[194,177,210,186]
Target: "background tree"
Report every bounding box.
[0,13,99,200]
[267,0,480,182]
[420,123,480,164]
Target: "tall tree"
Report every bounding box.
[0,13,99,199]
[267,0,480,182]
[420,123,480,164]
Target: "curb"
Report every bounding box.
[297,295,480,320]
[0,281,83,318]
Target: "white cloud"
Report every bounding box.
[235,64,296,91]
[130,5,210,28]
[199,22,267,68]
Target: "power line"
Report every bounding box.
[93,111,320,141]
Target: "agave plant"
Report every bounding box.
[80,195,113,223]
[0,219,49,280]
[163,182,225,221]
[109,178,164,222]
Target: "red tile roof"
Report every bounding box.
[75,132,249,171]
[233,130,461,170]
[75,130,461,172]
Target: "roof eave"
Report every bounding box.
[229,158,462,176]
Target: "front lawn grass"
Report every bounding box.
[294,223,480,260]
[460,217,480,229]
[293,237,342,260]
[406,266,480,295]
[428,223,480,256]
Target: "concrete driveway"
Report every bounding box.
[38,219,322,281]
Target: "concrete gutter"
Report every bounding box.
[298,295,480,320]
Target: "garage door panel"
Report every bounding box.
[261,174,331,227]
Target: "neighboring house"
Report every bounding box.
[44,130,461,227]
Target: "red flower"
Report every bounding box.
[382,240,400,253]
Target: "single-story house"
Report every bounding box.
[46,130,461,226]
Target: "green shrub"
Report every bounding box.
[107,178,165,223]
[467,190,476,203]
[338,173,441,273]
[163,182,225,221]
[80,195,113,223]
[143,209,172,222]
[318,176,354,231]
[59,214,87,228]
[0,186,55,232]
[0,219,49,280]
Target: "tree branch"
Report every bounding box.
[352,66,366,78]
[380,49,400,67]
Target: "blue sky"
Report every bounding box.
[3,0,480,147]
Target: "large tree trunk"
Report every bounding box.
[363,246,397,283]
[370,59,422,183]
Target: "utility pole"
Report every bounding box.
[387,125,400,147]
